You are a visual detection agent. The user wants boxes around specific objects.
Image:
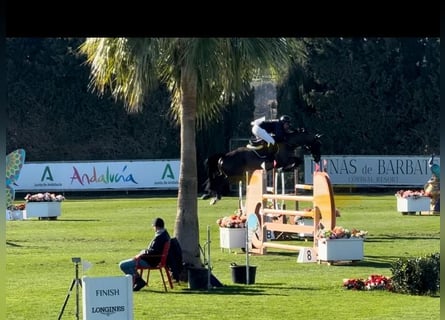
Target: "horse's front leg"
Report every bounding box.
[209,193,222,205]
[202,189,221,205]
[282,156,301,171]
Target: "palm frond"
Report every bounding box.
[79,38,160,112]
[80,37,305,126]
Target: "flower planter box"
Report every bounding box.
[317,238,364,263]
[396,196,430,214]
[219,227,246,251]
[25,202,62,220]
[6,210,25,220]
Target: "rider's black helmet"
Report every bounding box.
[279,115,291,123]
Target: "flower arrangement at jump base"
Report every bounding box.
[394,189,427,199]
[216,211,246,228]
[25,192,65,202]
[317,226,368,240]
[8,203,26,211]
[343,274,392,291]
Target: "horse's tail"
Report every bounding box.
[205,153,225,178]
[203,153,228,204]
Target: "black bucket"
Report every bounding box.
[230,264,257,284]
[188,267,209,290]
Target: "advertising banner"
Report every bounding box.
[14,160,180,192]
[304,155,440,187]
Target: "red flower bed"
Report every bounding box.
[343,274,392,291]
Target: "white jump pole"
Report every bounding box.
[244,170,250,284]
[207,225,211,290]
[245,218,250,285]
[274,170,278,209]
[239,180,243,213]
[281,170,285,209]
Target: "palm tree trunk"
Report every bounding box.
[174,68,201,267]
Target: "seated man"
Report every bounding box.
[119,217,171,291]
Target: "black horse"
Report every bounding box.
[202,130,322,204]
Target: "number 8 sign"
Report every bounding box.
[297,247,317,263]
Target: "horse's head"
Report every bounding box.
[308,133,322,163]
[285,130,322,163]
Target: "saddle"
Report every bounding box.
[246,139,277,159]
[246,138,266,150]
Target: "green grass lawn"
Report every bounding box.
[6,194,440,319]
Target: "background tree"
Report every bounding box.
[7,38,180,160]
[7,37,439,201]
[8,37,438,162]
[78,38,304,267]
[277,37,440,155]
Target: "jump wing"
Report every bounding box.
[6,149,26,208]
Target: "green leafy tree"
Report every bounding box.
[6,38,180,161]
[79,38,304,266]
[278,37,439,155]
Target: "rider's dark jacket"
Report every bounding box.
[258,120,288,143]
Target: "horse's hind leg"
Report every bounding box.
[201,193,211,200]
[201,178,212,200]
[209,192,222,205]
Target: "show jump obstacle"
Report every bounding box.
[243,169,336,255]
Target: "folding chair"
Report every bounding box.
[137,241,174,292]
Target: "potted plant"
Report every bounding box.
[217,211,247,251]
[395,189,430,214]
[316,226,367,263]
[24,192,65,220]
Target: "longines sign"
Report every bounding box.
[82,275,133,320]
[304,155,440,186]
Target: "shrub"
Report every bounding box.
[390,252,440,296]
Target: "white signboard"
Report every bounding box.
[304,155,440,187]
[82,275,133,320]
[14,160,180,192]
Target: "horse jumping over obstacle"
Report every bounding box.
[244,169,336,256]
[202,130,322,205]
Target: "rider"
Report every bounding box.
[250,115,293,148]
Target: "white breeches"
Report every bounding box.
[252,125,275,144]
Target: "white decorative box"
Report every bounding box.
[219,228,246,250]
[317,238,364,262]
[296,218,314,237]
[6,210,25,220]
[396,197,430,213]
[25,202,61,219]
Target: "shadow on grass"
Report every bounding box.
[312,256,399,268]
[366,235,440,241]
[37,219,101,222]
[351,258,392,269]
[259,251,299,257]
[141,285,267,295]
[142,284,316,295]
[333,254,430,269]
[6,241,23,247]
[252,283,316,291]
